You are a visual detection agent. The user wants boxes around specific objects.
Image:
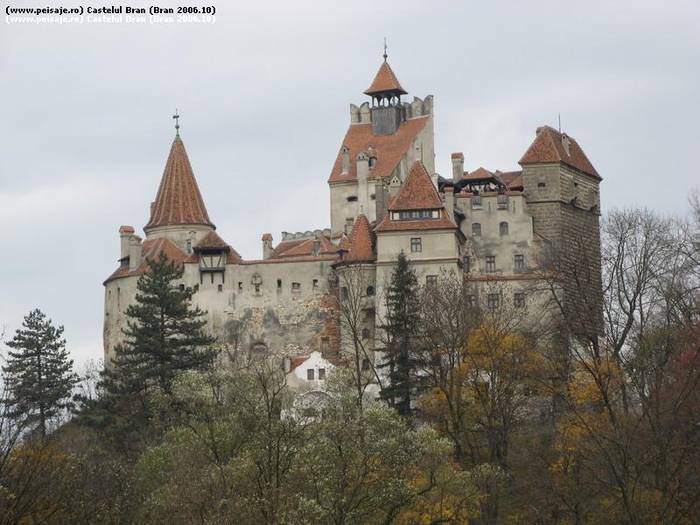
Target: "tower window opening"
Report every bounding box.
[499,222,509,236]
[410,237,422,253]
[537,182,546,189]
[277,279,282,289]
[347,196,358,202]
[486,256,496,273]
[217,284,223,293]
[238,281,243,291]
[472,223,482,237]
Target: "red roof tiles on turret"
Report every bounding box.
[388,161,442,210]
[344,215,375,263]
[364,60,407,96]
[328,116,429,183]
[519,126,600,179]
[144,135,215,231]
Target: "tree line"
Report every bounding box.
[1,202,699,524]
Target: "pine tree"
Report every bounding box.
[2,309,77,438]
[379,251,421,419]
[102,253,216,398]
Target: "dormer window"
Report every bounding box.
[391,210,438,221]
[368,157,376,168]
[199,251,225,272]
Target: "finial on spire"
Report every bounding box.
[173,109,180,136]
[383,37,388,61]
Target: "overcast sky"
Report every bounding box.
[1,0,698,365]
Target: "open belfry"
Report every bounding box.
[103,53,602,374]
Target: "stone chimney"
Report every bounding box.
[283,356,292,374]
[451,152,464,183]
[374,179,387,223]
[128,235,143,270]
[119,225,135,260]
[341,146,350,175]
[444,187,455,220]
[357,151,370,212]
[262,233,273,260]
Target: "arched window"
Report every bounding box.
[499,222,509,236]
[472,223,482,237]
[366,285,375,296]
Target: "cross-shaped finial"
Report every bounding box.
[383,37,388,61]
[173,109,180,135]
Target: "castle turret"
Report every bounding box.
[364,54,407,136]
[143,125,215,250]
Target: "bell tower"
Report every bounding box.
[364,47,407,136]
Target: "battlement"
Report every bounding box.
[281,228,332,241]
[350,95,433,124]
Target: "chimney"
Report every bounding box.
[262,233,273,260]
[444,187,455,220]
[451,152,464,183]
[283,356,292,374]
[128,235,143,270]
[341,146,350,174]
[374,179,387,223]
[389,174,401,199]
[119,225,135,260]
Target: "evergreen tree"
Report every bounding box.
[379,251,421,419]
[2,309,77,438]
[102,253,216,398]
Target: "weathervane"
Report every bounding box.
[173,109,180,135]
[383,37,388,61]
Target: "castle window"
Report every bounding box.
[514,254,525,273]
[186,239,192,254]
[217,284,223,293]
[277,279,282,290]
[179,284,185,291]
[486,256,496,273]
[362,358,370,370]
[307,369,315,380]
[292,282,301,293]
[462,255,471,273]
[318,368,326,380]
[426,275,438,288]
[467,295,476,308]
[362,328,370,339]
[537,182,546,189]
[238,281,243,291]
[368,157,376,168]
[321,336,330,354]
[370,194,376,200]
[313,279,319,289]
[347,196,358,202]
[119,257,129,267]
[345,218,354,234]
[472,223,482,237]
[514,292,525,308]
[487,293,500,310]
[497,194,509,209]
[471,195,482,208]
[410,238,422,253]
[499,222,509,236]
[366,285,375,296]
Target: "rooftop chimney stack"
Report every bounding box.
[119,225,135,260]
[262,233,273,260]
[128,235,143,270]
[451,152,464,184]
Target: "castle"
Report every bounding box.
[103,55,602,379]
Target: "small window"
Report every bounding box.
[179,284,185,291]
[497,194,508,209]
[366,285,375,296]
[292,282,301,293]
[426,275,438,287]
[277,279,282,289]
[537,182,546,189]
[186,239,192,254]
[499,222,509,236]
[370,193,376,200]
[318,368,326,380]
[307,369,315,380]
[362,358,370,370]
[217,284,223,293]
[472,223,481,237]
[410,238,422,253]
[347,196,358,202]
[313,279,319,289]
[487,293,500,310]
[471,195,482,208]
[238,281,243,291]
[254,283,261,294]
[514,292,525,308]
[486,256,496,273]
[514,254,525,273]
[462,255,471,273]
[361,328,370,339]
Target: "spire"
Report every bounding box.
[144,134,215,232]
[364,57,407,97]
[173,108,180,136]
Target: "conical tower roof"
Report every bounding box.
[145,135,214,231]
[364,60,407,96]
[344,214,375,263]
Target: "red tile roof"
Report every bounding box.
[328,116,429,183]
[145,136,215,231]
[269,235,339,260]
[497,170,523,190]
[119,225,135,234]
[364,60,407,96]
[104,237,188,284]
[519,126,600,179]
[389,161,442,210]
[343,215,375,262]
[192,231,242,263]
[462,167,494,181]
